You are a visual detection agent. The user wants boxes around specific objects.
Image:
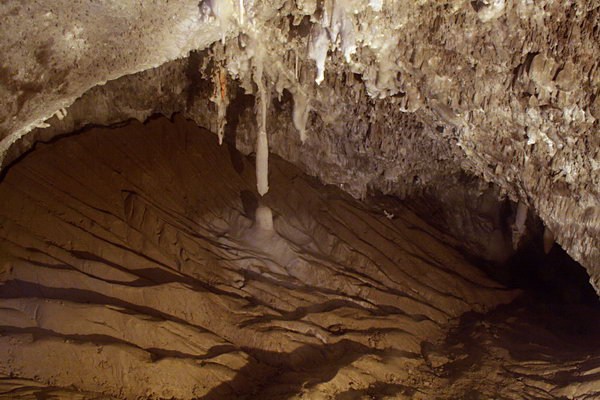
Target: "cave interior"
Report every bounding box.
[0,1,599,399]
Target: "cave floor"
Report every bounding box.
[0,116,598,399]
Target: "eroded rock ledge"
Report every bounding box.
[0,1,598,292]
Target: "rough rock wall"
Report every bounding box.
[0,0,598,292]
[0,0,232,150]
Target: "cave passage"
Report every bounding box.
[0,116,599,400]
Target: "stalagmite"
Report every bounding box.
[254,206,274,231]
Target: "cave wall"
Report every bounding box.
[0,0,598,292]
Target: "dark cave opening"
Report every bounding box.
[505,238,599,306]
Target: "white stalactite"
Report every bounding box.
[238,0,244,25]
[207,0,235,42]
[256,129,269,196]
[253,56,269,196]
[292,90,311,143]
[369,0,383,12]
[308,25,329,85]
[331,1,356,63]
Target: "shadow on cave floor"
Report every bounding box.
[198,340,393,400]
[422,293,600,399]
[416,242,600,399]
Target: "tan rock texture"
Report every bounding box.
[1,0,598,292]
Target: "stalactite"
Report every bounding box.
[512,201,528,250]
[253,55,269,196]
[210,67,229,145]
[292,89,311,143]
[238,0,244,25]
[369,0,383,12]
[205,0,235,43]
[330,1,356,63]
[308,25,329,85]
[55,108,67,120]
